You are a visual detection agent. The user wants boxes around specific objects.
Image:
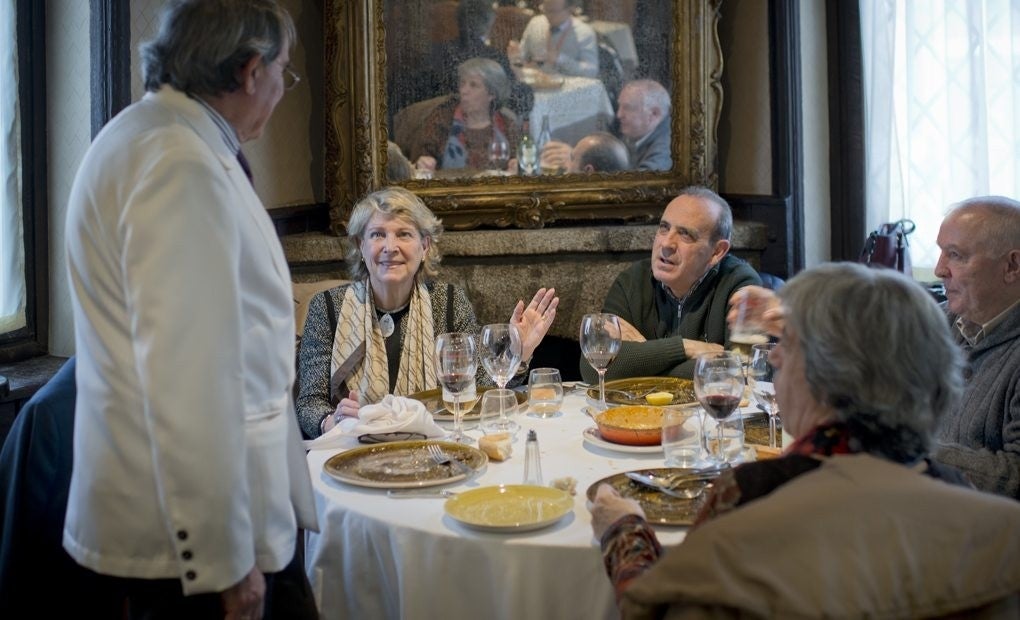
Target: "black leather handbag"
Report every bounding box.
[859,219,916,273]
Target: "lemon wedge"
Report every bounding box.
[645,391,673,406]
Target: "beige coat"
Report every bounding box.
[622,455,1020,619]
[63,87,316,595]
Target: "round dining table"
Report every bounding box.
[303,388,764,620]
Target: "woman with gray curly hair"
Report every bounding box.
[296,187,557,438]
[411,57,519,173]
[588,263,1020,617]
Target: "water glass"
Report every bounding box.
[662,405,706,467]
[479,388,521,440]
[703,414,744,463]
[527,368,563,418]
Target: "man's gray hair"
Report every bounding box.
[779,262,963,462]
[677,186,732,242]
[457,57,510,107]
[345,187,443,281]
[141,0,295,96]
[948,195,1020,255]
[626,79,670,116]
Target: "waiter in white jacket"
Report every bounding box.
[63,1,317,617]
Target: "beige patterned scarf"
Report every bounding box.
[330,279,437,405]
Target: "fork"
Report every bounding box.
[427,443,473,477]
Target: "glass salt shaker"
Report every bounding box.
[523,429,543,485]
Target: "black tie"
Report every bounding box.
[236,149,254,185]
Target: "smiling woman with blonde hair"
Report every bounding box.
[296,187,558,438]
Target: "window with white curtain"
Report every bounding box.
[861,0,1019,271]
[0,0,27,335]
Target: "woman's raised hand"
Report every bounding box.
[511,287,559,362]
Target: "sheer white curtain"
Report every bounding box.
[0,0,26,333]
[861,0,1020,270]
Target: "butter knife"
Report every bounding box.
[386,489,457,499]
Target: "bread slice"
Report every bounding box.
[478,432,512,461]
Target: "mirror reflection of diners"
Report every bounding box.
[385,0,674,181]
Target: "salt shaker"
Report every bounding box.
[523,429,543,485]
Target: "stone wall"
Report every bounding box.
[283,221,767,342]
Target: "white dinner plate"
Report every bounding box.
[582,427,664,455]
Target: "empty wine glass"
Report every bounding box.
[693,351,744,464]
[434,332,477,444]
[747,342,780,448]
[479,324,522,433]
[579,313,622,411]
[488,135,510,171]
[479,388,521,440]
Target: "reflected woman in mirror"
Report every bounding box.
[296,187,558,438]
[411,58,521,174]
[421,0,534,118]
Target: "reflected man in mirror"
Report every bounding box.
[931,196,1020,499]
[539,78,672,172]
[541,131,628,173]
[616,79,671,171]
[580,188,761,382]
[508,0,599,78]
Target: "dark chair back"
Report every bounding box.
[598,42,624,112]
[758,272,786,291]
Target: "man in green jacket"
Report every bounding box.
[581,187,761,381]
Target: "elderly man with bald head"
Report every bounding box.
[932,195,1020,499]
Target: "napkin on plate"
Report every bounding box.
[304,394,445,451]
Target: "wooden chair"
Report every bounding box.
[490,6,534,53]
[584,0,636,28]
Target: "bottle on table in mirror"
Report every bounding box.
[518,118,537,177]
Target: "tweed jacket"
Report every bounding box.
[935,302,1020,499]
[296,280,484,439]
[580,255,761,382]
[620,455,1020,619]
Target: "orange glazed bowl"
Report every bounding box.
[594,405,664,446]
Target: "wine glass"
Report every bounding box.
[479,324,522,434]
[434,332,478,444]
[693,351,745,463]
[747,343,780,448]
[488,135,510,171]
[579,313,622,411]
[479,388,521,440]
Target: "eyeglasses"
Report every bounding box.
[282,63,301,91]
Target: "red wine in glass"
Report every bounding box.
[700,394,741,420]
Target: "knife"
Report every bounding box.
[386,489,457,499]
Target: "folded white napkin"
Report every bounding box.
[304,394,445,451]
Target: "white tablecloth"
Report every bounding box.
[529,77,615,146]
[304,390,697,620]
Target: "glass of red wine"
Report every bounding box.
[434,332,478,444]
[693,351,745,464]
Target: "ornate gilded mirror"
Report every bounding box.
[324,0,721,232]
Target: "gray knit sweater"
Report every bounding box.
[934,303,1020,499]
[580,255,761,382]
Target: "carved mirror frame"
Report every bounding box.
[323,0,722,233]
